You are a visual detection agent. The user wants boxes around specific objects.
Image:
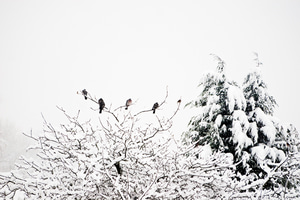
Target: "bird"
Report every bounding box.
[114,162,122,175]
[177,99,182,104]
[82,89,88,100]
[125,98,132,110]
[152,102,159,114]
[98,98,105,113]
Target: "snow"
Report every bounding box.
[197,144,212,160]
[207,93,219,105]
[261,126,276,144]
[232,110,249,131]
[251,145,267,162]
[231,121,253,156]
[254,108,276,144]
[14,191,26,200]
[248,96,256,111]
[208,103,221,121]
[183,67,300,199]
[251,144,286,174]
[248,122,258,143]
[215,114,222,128]
[274,148,286,162]
[227,85,246,113]
[230,110,253,156]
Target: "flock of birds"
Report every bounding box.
[81,89,160,114]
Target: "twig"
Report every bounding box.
[138,174,158,200]
[133,109,153,117]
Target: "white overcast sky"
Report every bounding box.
[0,0,300,138]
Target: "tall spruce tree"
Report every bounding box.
[242,64,300,190]
[184,55,300,195]
[183,55,252,164]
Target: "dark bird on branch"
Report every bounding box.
[82,89,88,100]
[114,162,122,175]
[152,102,159,114]
[125,98,132,110]
[98,98,105,114]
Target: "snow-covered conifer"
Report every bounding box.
[184,55,300,198]
[183,56,252,165]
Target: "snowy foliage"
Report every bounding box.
[1,57,299,199]
[0,92,238,199]
[184,56,300,198]
[243,67,277,115]
[184,58,251,159]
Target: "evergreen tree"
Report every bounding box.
[184,55,300,198]
[241,65,300,191]
[183,55,252,164]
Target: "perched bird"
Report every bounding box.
[98,98,105,114]
[114,162,122,175]
[177,99,182,104]
[82,89,88,100]
[152,102,159,114]
[125,98,132,110]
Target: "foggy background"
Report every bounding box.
[1,0,299,171]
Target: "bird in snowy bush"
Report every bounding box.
[125,98,132,110]
[152,102,159,114]
[114,162,122,175]
[98,98,105,113]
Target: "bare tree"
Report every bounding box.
[0,90,183,199]
[2,89,283,199]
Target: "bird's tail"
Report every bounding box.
[153,109,155,114]
[84,96,87,100]
[99,109,102,114]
